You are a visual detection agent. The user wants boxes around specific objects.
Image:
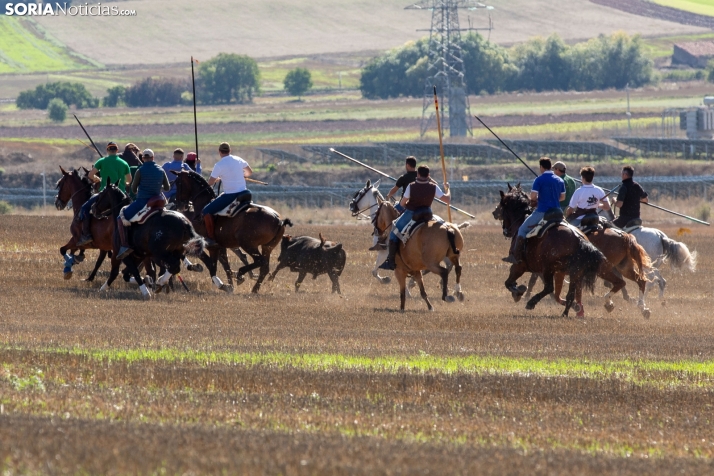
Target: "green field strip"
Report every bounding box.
[651,0,714,17]
[5,347,713,388]
[0,17,89,73]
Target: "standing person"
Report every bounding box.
[379,165,451,271]
[613,165,648,229]
[565,166,614,225]
[184,152,202,174]
[510,157,565,265]
[76,142,132,246]
[386,156,418,213]
[162,148,194,200]
[116,149,171,259]
[201,142,253,246]
[553,161,576,212]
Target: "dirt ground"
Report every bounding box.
[0,214,713,473]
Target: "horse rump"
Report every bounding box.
[569,239,604,293]
[624,233,652,280]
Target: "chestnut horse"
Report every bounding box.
[374,202,464,311]
[172,170,291,293]
[498,187,624,317]
[56,166,113,281]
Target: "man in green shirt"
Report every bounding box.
[553,161,576,212]
[76,142,132,246]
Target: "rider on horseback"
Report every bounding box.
[201,142,253,246]
[379,165,450,271]
[565,166,614,225]
[116,149,171,259]
[77,142,132,247]
[510,157,565,265]
[163,148,201,201]
[613,165,648,229]
[386,156,418,213]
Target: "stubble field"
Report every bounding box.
[1,214,714,474]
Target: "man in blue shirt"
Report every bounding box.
[162,148,201,200]
[512,157,565,264]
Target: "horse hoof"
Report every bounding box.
[456,292,465,302]
[512,292,522,303]
[444,295,456,303]
[604,302,615,313]
[235,275,245,286]
[75,255,85,264]
[142,293,152,301]
[220,284,234,294]
[154,285,163,294]
[64,271,73,280]
[573,302,582,313]
[188,264,204,273]
[642,308,651,319]
[517,285,527,294]
[525,302,536,311]
[576,309,585,318]
[381,277,391,285]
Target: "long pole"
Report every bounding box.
[191,56,199,160]
[330,148,475,219]
[73,114,102,158]
[473,115,710,226]
[433,86,452,222]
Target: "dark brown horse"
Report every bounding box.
[172,170,291,293]
[499,186,624,317]
[56,166,112,281]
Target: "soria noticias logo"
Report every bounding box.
[5,2,137,16]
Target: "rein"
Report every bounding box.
[176,173,215,211]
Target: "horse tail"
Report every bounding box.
[281,218,293,228]
[663,235,697,272]
[625,233,652,281]
[569,239,603,293]
[184,236,206,257]
[446,228,460,255]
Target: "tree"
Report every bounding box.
[198,53,260,104]
[103,86,126,107]
[359,39,429,99]
[16,82,98,110]
[124,78,188,107]
[47,98,68,122]
[283,68,313,98]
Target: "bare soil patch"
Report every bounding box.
[591,0,714,28]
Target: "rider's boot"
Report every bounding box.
[116,217,133,260]
[513,236,527,265]
[203,214,218,246]
[369,235,387,251]
[379,240,399,271]
[76,217,93,246]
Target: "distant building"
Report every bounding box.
[672,41,714,68]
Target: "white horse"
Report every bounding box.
[349,179,392,284]
[628,226,697,300]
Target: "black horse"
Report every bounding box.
[91,181,206,299]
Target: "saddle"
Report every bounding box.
[622,218,642,233]
[215,191,253,217]
[392,213,445,245]
[125,195,166,225]
[526,208,565,239]
[577,213,602,235]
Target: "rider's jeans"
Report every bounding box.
[517,210,545,238]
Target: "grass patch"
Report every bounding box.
[642,32,714,59]
[651,0,714,17]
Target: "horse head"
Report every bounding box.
[173,170,214,213]
[55,166,89,210]
[498,187,531,238]
[349,179,383,216]
[91,180,128,219]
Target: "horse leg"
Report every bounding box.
[251,253,272,294]
[553,272,566,305]
[394,267,409,311]
[454,261,464,302]
[599,268,625,314]
[524,273,539,299]
[328,270,341,294]
[127,257,151,300]
[217,247,235,290]
[504,262,528,302]
[61,237,79,279]
[437,265,455,303]
[526,271,555,311]
[201,249,230,293]
[231,248,256,279]
[294,271,307,293]
[618,264,651,319]
[100,255,122,292]
[268,261,288,282]
[372,248,391,284]
[183,256,204,273]
[412,270,433,311]
[84,250,108,282]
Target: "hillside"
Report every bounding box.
[30,0,707,66]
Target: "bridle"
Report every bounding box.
[92,187,131,219]
[175,172,215,212]
[56,173,92,209]
[500,193,531,238]
[350,186,384,218]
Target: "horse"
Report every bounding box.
[172,170,291,293]
[90,182,205,299]
[349,179,393,285]
[498,187,624,317]
[373,201,464,311]
[56,166,113,282]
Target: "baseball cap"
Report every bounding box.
[107,141,118,150]
[174,148,184,155]
[186,152,197,161]
[218,142,230,153]
[142,149,154,158]
[553,161,567,171]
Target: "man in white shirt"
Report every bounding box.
[565,166,614,225]
[201,142,253,245]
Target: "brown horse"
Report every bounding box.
[553,224,653,318]
[374,202,464,311]
[56,166,113,281]
[172,170,291,293]
[498,186,625,317]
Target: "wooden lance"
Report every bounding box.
[433,86,452,223]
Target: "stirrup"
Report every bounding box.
[379,259,396,271]
[77,235,93,246]
[369,243,387,251]
[116,247,133,260]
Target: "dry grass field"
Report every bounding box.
[29,0,707,66]
[1,211,713,474]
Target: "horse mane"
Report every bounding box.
[186,170,216,199]
[503,187,530,210]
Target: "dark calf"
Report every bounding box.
[268,233,346,294]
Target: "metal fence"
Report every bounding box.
[613,137,714,159]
